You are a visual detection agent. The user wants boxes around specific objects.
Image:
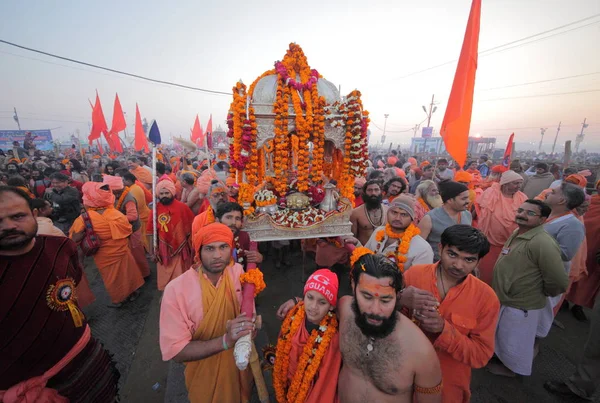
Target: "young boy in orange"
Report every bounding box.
[273,269,341,403]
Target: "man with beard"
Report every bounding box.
[489,200,567,377]
[382,177,406,205]
[353,177,366,207]
[119,170,152,251]
[409,163,435,194]
[45,172,82,234]
[277,252,442,402]
[413,180,443,225]
[127,156,153,189]
[522,162,555,199]
[0,186,119,402]
[367,170,385,187]
[159,223,255,403]
[30,167,51,198]
[364,195,433,270]
[419,181,472,262]
[215,201,263,270]
[476,171,527,285]
[192,180,230,233]
[225,177,239,202]
[180,172,203,215]
[350,180,388,246]
[433,158,454,183]
[402,225,499,402]
[148,179,195,290]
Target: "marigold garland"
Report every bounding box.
[273,302,338,403]
[375,224,421,273]
[115,186,131,211]
[240,268,266,297]
[350,246,374,268]
[417,197,431,212]
[238,183,255,216]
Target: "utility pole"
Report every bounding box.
[13,107,21,130]
[550,122,561,157]
[381,114,389,145]
[422,94,437,154]
[538,127,547,152]
[575,118,588,153]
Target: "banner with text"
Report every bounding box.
[0,129,54,151]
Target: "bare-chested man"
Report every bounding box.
[180,172,203,215]
[277,252,442,403]
[351,180,388,246]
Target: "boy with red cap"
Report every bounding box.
[159,223,255,403]
[273,269,341,403]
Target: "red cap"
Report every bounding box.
[304,269,339,307]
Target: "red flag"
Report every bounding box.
[134,103,149,153]
[206,114,213,149]
[97,139,104,155]
[191,115,204,147]
[109,93,126,153]
[502,133,514,167]
[88,91,109,145]
[439,0,481,168]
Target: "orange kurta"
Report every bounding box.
[287,323,341,403]
[130,183,151,250]
[70,208,144,304]
[404,264,500,403]
[476,184,527,285]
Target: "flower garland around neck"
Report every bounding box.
[375,223,421,273]
[417,197,430,211]
[115,186,131,211]
[273,301,338,403]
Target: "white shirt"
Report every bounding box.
[364,226,434,271]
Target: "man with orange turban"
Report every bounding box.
[69,182,144,306]
[225,177,239,202]
[127,157,153,189]
[192,180,230,233]
[160,223,255,403]
[476,170,527,285]
[148,179,195,290]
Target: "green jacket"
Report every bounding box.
[492,225,568,310]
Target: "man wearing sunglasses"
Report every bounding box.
[487,199,568,378]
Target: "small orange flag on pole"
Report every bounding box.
[440,0,481,168]
[134,103,149,153]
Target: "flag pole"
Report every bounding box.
[152,144,158,256]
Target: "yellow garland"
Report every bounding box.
[273,302,338,403]
[238,183,255,215]
[240,268,266,297]
[115,186,131,211]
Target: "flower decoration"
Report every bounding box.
[240,268,266,297]
[375,224,421,273]
[350,246,374,268]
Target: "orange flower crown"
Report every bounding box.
[349,247,374,269]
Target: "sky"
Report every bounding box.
[0,0,599,153]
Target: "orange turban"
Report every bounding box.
[394,167,406,178]
[420,161,431,168]
[387,157,398,166]
[408,157,417,166]
[565,174,587,188]
[491,165,508,174]
[193,223,234,256]
[103,175,124,190]
[156,179,176,196]
[454,171,473,183]
[82,182,115,208]
[225,177,238,187]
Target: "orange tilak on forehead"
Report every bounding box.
[357,276,395,297]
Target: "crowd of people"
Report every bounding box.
[1,142,599,403]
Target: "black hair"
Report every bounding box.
[69,159,84,172]
[383,177,406,194]
[523,199,552,218]
[215,202,244,220]
[535,162,548,171]
[91,173,104,183]
[139,156,148,165]
[351,253,403,293]
[128,157,139,163]
[114,168,129,177]
[560,182,585,210]
[121,172,137,184]
[367,170,384,181]
[6,176,28,187]
[0,186,34,209]
[479,155,488,162]
[49,172,70,182]
[156,162,166,176]
[440,225,490,259]
[362,179,382,195]
[563,167,577,176]
[437,158,448,164]
[422,164,434,171]
[181,173,195,186]
[104,162,119,174]
[31,198,49,210]
[43,167,56,177]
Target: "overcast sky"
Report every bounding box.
[1,0,599,152]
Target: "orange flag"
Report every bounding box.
[134,103,149,153]
[440,0,481,168]
[109,93,126,153]
[502,133,514,167]
[88,91,109,145]
[191,115,204,147]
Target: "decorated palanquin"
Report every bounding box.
[228,43,369,241]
